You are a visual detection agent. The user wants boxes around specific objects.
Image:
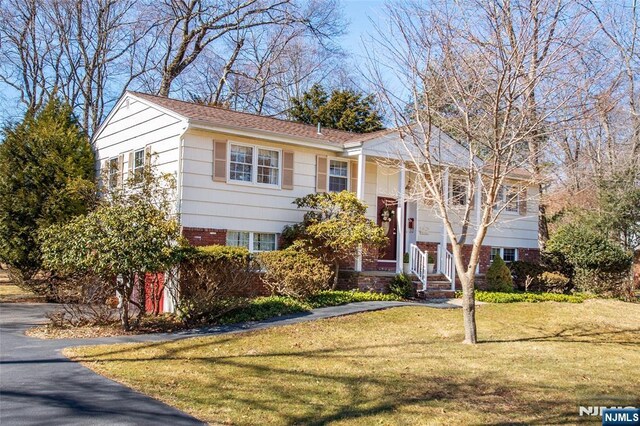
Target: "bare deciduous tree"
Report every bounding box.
[368,0,584,343]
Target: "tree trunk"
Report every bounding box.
[461,274,477,344]
[121,297,130,331]
[332,260,340,290]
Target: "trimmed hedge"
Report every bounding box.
[455,290,592,303]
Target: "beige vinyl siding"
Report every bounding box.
[94,96,185,206]
[180,130,337,234]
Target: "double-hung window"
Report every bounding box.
[226,231,277,252]
[229,143,280,186]
[497,184,519,212]
[229,145,253,183]
[490,247,517,263]
[328,159,348,192]
[450,177,467,206]
[257,149,279,185]
[108,157,119,189]
[133,148,145,182]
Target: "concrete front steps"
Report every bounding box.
[412,274,456,299]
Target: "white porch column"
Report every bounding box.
[475,172,482,275]
[396,166,406,273]
[355,152,366,271]
[440,167,449,272]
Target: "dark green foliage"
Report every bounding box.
[572,268,633,298]
[288,83,384,133]
[456,290,591,303]
[509,260,545,290]
[218,291,402,324]
[40,165,181,330]
[0,98,95,277]
[597,167,640,250]
[283,191,388,288]
[545,222,632,272]
[486,256,514,292]
[389,273,414,298]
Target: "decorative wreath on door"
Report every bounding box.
[380,206,395,223]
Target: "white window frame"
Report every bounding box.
[328,158,349,192]
[227,142,281,188]
[226,231,278,253]
[496,184,520,213]
[449,176,468,206]
[490,247,518,263]
[132,148,145,182]
[107,157,119,189]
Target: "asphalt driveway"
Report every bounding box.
[0,300,454,425]
[0,303,204,426]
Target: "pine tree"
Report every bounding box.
[289,84,384,133]
[0,97,95,277]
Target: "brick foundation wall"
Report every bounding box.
[415,242,540,274]
[182,227,227,246]
[337,271,393,293]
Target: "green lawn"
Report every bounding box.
[0,284,41,302]
[67,300,640,425]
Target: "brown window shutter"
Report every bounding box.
[213,140,227,182]
[350,161,358,193]
[282,150,294,190]
[128,151,134,178]
[117,154,124,187]
[144,145,152,167]
[519,186,528,215]
[316,155,327,192]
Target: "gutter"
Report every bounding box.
[188,120,345,153]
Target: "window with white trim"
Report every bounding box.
[257,149,279,185]
[490,247,517,263]
[328,159,348,192]
[450,177,468,206]
[497,184,519,212]
[108,157,119,189]
[229,143,280,186]
[229,145,253,182]
[226,231,250,248]
[133,148,145,182]
[253,233,276,252]
[226,231,277,252]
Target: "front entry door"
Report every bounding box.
[377,197,398,261]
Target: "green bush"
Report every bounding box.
[259,249,332,298]
[546,223,632,272]
[219,291,402,324]
[177,245,258,327]
[389,273,414,298]
[538,271,570,294]
[219,296,310,324]
[509,261,544,291]
[486,256,513,292]
[455,290,591,303]
[307,290,402,308]
[572,268,632,298]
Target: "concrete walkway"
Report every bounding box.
[0,300,458,425]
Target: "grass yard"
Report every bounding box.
[67,300,640,425]
[0,284,41,303]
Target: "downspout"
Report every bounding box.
[165,121,189,314]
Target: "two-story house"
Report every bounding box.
[94,91,540,311]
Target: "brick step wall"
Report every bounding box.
[417,289,456,299]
